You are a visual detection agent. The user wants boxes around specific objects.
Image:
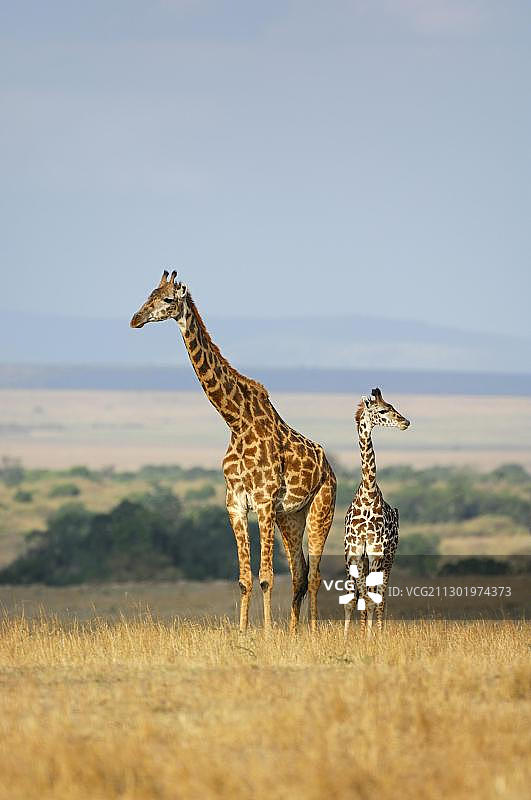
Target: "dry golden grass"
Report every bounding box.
[0,615,529,800]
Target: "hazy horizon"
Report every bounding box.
[2,304,530,374]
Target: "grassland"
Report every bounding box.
[0,614,528,800]
[0,390,529,797]
[2,390,531,471]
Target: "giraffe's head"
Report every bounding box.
[355,388,410,431]
[130,271,189,330]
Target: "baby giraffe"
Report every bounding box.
[343,388,410,638]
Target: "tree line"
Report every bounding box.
[0,486,287,586]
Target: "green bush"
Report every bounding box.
[49,483,81,498]
[398,532,440,556]
[14,489,33,503]
[68,465,94,479]
[25,468,54,481]
[475,491,530,527]
[0,456,24,487]
[128,485,183,522]
[387,480,530,528]
[378,465,417,482]
[5,504,94,585]
[0,489,288,585]
[185,484,216,501]
[137,464,181,482]
[396,532,440,575]
[489,463,530,485]
[112,471,137,482]
[137,464,220,483]
[336,481,355,510]
[183,466,221,481]
[438,557,511,576]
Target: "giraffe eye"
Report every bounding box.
[378,409,387,414]
[163,298,174,304]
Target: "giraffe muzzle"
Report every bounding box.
[130,313,146,329]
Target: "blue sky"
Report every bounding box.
[1,1,530,338]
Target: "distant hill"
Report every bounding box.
[1,363,530,395]
[1,309,530,374]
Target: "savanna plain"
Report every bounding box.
[1,617,529,800]
[0,390,530,799]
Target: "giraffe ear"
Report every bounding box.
[175,283,188,298]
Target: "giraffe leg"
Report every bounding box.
[256,501,277,631]
[375,580,386,632]
[367,606,375,637]
[306,470,336,634]
[226,492,252,634]
[276,510,308,634]
[343,598,355,641]
[346,554,365,637]
[375,565,394,632]
[367,554,386,634]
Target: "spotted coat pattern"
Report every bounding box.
[131,271,337,632]
[343,389,410,637]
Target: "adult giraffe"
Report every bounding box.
[130,271,336,632]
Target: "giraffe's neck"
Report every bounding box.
[176,295,267,429]
[358,417,377,492]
